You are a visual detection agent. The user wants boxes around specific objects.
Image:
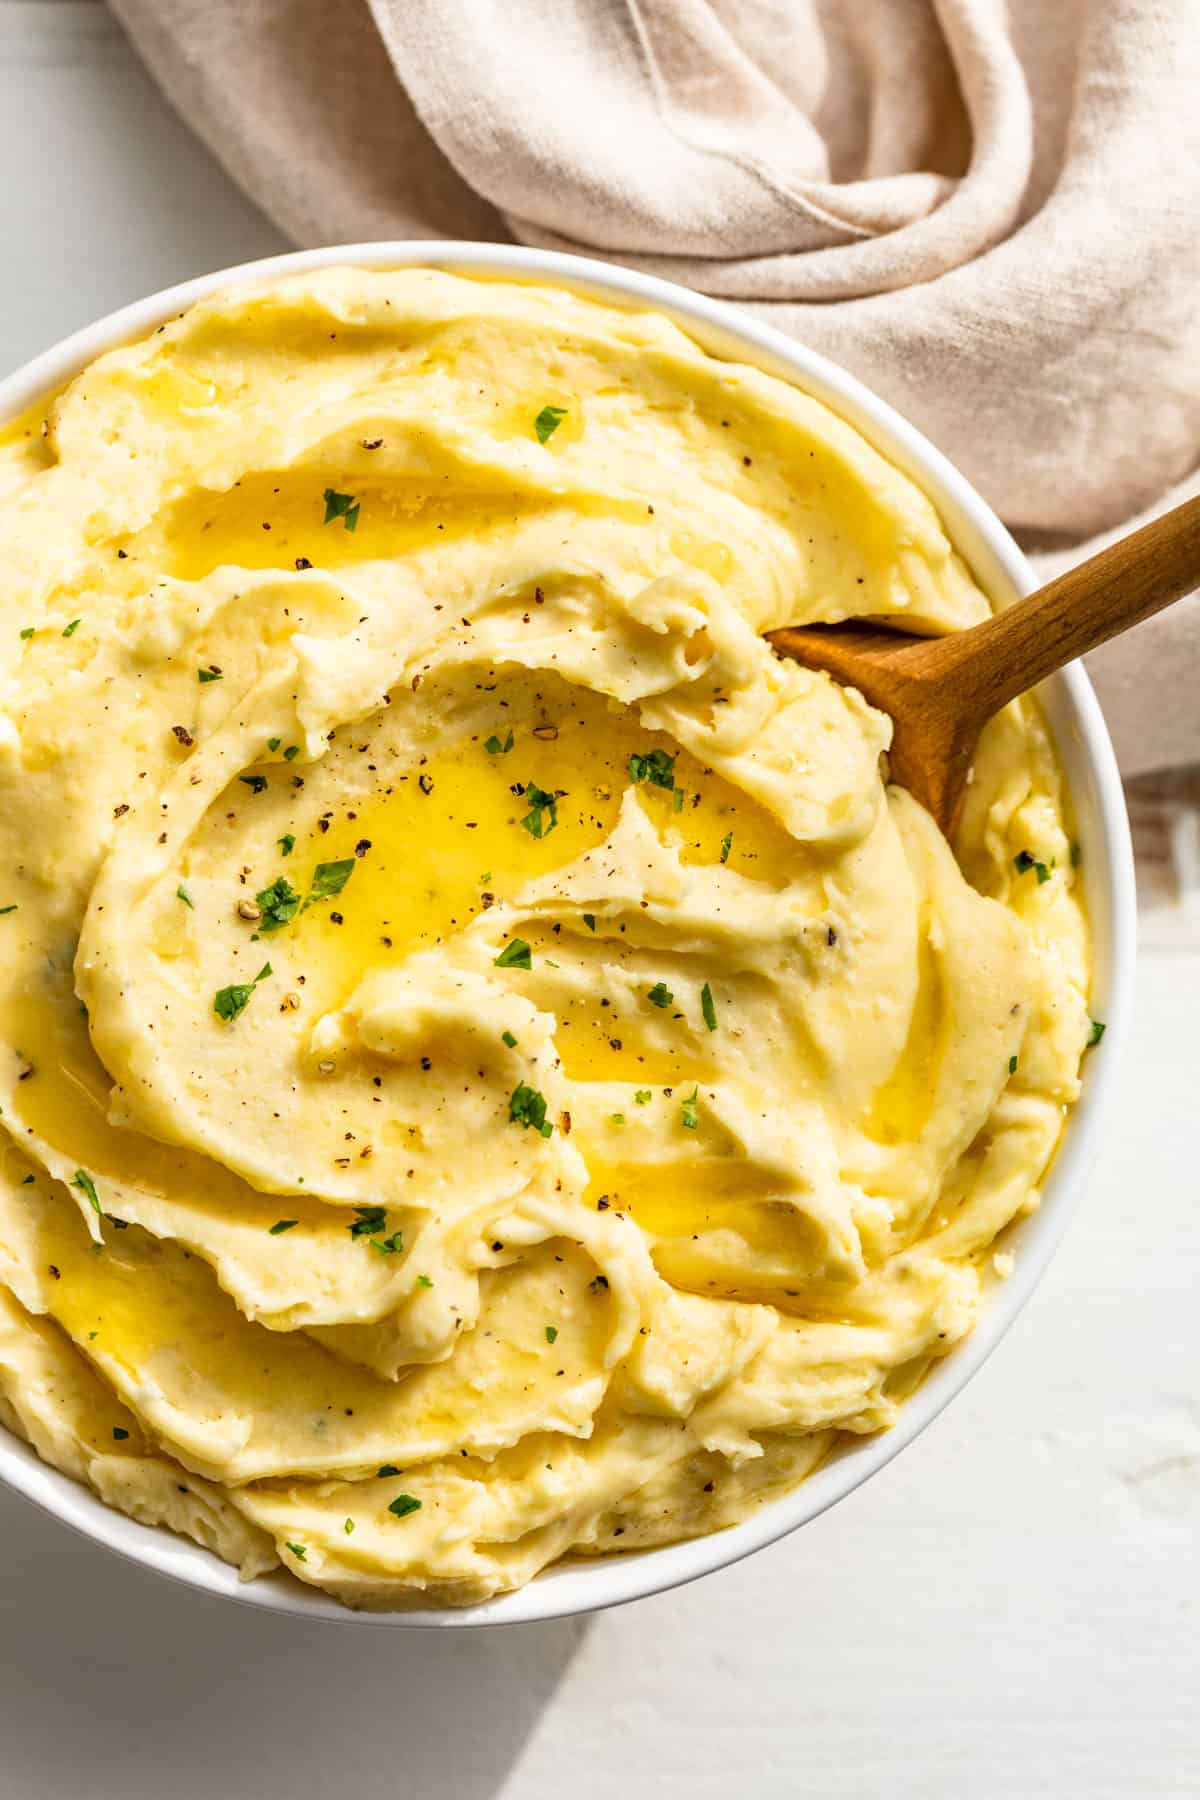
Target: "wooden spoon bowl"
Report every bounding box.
[768,495,1200,833]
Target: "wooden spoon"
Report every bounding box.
[767,495,1200,833]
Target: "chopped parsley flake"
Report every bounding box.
[176,884,193,908]
[545,1325,558,1344]
[349,1205,384,1237]
[628,748,676,790]
[681,1087,700,1130]
[61,618,81,638]
[344,1518,355,1535]
[416,1274,433,1288]
[673,786,685,814]
[646,981,674,1009]
[269,1219,298,1235]
[700,982,717,1031]
[1087,1018,1106,1047]
[377,1464,401,1478]
[18,627,34,640]
[305,859,355,907]
[285,1542,307,1561]
[0,904,17,916]
[267,737,281,752]
[534,406,567,444]
[485,730,514,755]
[256,875,301,932]
[520,781,558,838]
[239,774,268,795]
[213,962,272,1023]
[634,1089,652,1105]
[611,1112,626,1125]
[197,667,222,683]
[719,831,732,864]
[278,833,296,856]
[284,744,300,761]
[1008,1055,1018,1075]
[72,1169,102,1217]
[495,937,532,970]
[509,1083,553,1137]
[112,1427,129,1441]
[1014,849,1051,884]
[501,1029,518,1048]
[347,1207,402,1256]
[387,1494,422,1519]
[583,913,596,932]
[323,487,360,531]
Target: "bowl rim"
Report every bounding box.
[0,240,1136,1628]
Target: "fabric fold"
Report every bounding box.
[102,0,1200,774]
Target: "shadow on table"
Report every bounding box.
[0,1489,588,1800]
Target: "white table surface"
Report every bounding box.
[1,7,1197,1797]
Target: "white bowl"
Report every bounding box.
[0,242,1136,1627]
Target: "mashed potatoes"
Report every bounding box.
[0,269,1092,1607]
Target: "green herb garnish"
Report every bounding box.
[269,1219,298,1235]
[176,884,193,908]
[285,1542,307,1561]
[213,961,272,1022]
[239,774,267,795]
[267,737,281,752]
[502,1029,518,1048]
[681,1087,699,1130]
[72,1169,102,1217]
[534,406,567,444]
[634,1089,652,1104]
[18,627,34,640]
[485,731,514,755]
[1087,1018,1106,1047]
[387,1494,422,1518]
[62,618,81,638]
[495,937,532,970]
[719,831,732,864]
[646,981,674,1009]
[416,1274,433,1289]
[628,748,676,790]
[349,1205,387,1238]
[583,913,596,932]
[256,876,301,933]
[509,1083,553,1138]
[323,487,360,531]
[112,1427,129,1441]
[0,904,17,916]
[520,781,558,839]
[1014,849,1051,884]
[700,982,717,1031]
[545,1325,558,1344]
[304,859,355,907]
[278,833,296,857]
[284,744,300,761]
[377,1465,401,1478]
[348,1205,403,1256]
[198,667,222,683]
[1008,1055,1018,1075]
[344,1518,355,1535]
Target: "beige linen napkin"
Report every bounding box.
[111,0,1200,774]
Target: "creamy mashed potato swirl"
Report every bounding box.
[0,270,1091,1607]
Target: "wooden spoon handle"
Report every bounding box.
[929,493,1200,721]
